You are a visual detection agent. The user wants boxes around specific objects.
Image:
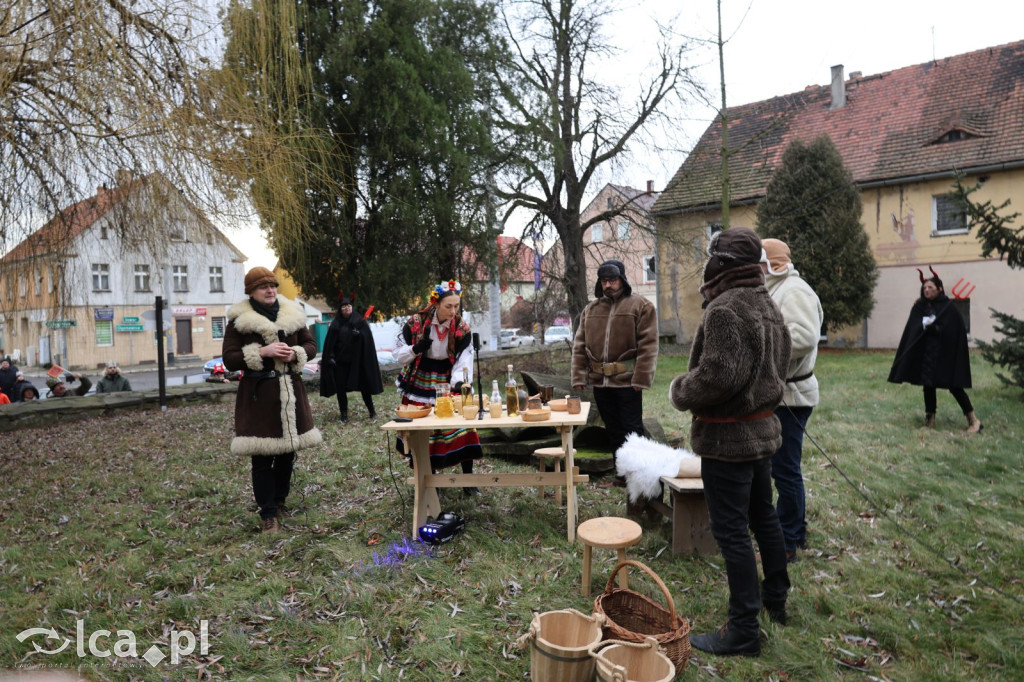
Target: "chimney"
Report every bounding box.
[830,64,846,110]
[646,180,654,195]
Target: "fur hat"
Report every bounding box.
[704,227,763,282]
[244,267,278,295]
[761,238,792,274]
[594,259,632,298]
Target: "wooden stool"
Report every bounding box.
[577,517,643,596]
[534,446,574,506]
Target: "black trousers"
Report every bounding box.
[336,390,376,417]
[251,453,295,519]
[592,386,645,455]
[923,386,973,415]
[701,456,790,635]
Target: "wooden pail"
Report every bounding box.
[519,609,605,682]
[590,636,675,682]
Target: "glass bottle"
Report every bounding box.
[490,380,502,413]
[505,364,520,417]
[460,367,473,409]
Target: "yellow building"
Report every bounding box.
[653,41,1024,347]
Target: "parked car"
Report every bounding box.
[499,328,536,349]
[543,326,573,345]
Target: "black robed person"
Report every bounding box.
[320,297,384,422]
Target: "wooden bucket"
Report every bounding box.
[519,609,605,682]
[589,636,675,682]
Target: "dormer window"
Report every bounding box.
[932,128,975,145]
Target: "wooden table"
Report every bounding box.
[380,403,591,541]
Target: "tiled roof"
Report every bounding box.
[653,40,1024,214]
[1,178,145,263]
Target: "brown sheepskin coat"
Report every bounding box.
[670,282,791,461]
[222,296,323,456]
[571,291,659,389]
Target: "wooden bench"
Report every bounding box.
[638,476,717,556]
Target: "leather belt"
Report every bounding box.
[694,410,775,424]
[786,371,814,383]
[590,359,635,376]
[245,369,290,380]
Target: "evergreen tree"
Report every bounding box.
[756,135,877,331]
[953,175,1024,390]
[224,0,503,315]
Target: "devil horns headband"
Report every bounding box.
[916,266,940,283]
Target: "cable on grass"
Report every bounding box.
[787,402,1022,605]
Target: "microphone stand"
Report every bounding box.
[473,333,484,419]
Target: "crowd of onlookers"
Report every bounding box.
[0,357,137,405]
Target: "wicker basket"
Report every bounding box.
[593,560,690,673]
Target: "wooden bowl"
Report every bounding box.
[396,405,431,419]
[548,398,568,412]
[521,408,552,422]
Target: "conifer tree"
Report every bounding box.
[756,135,878,331]
[953,176,1024,390]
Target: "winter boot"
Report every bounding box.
[261,516,280,533]
[762,600,787,626]
[923,413,935,428]
[966,412,983,433]
[689,622,760,657]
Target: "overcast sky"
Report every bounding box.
[230,0,1024,267]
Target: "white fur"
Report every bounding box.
[615,433,698,503]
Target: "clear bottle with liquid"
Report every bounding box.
[505,364,520,417]
[460,367,473,409]
[490,380,502,413]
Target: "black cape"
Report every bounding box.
[319,312,384,397]
[887,294,972,389]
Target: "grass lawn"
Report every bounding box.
[1,347,1022,680]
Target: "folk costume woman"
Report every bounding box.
[320,296,383,423]
[887,267,982,432]
[393,281,482,490]
[223,267,323,533]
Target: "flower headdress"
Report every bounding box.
[429,279,462,305]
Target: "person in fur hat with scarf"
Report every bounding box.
[669,227,792,656]
[222,267,322,533]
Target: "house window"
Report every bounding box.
[5,275,11,300]
[209,266,224,293]
[18,274,26,298]
[173,265,188,292]
[617,221,630,240]
[48,268,55,293]
[206,232,215,245]
[134,265,151,292]
[591,224,603,243]
[643,255,657,284]
[92,263,110,291]
[211,316,226,340]
[95,319,114,347]
[932,194,968,235]
[34,268,41,295]
[169,221,186,241]
[606,197,613,210]
[100,224,108,239]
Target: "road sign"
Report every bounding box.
[116,324,145,332]
[123,316,140,323]
[45,320,77,329]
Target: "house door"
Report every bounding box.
[39,336,51,365]
[175,318,193,354]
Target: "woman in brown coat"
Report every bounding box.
[222,267,322,532]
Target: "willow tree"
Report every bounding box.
[0,0,252,256]
[491,0,696,321]
[222,0,504,315]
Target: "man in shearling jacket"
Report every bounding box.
[571,259,658,474]
[670,227,792,657]
[761,239,824,564]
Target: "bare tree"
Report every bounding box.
[491,0,697,321]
